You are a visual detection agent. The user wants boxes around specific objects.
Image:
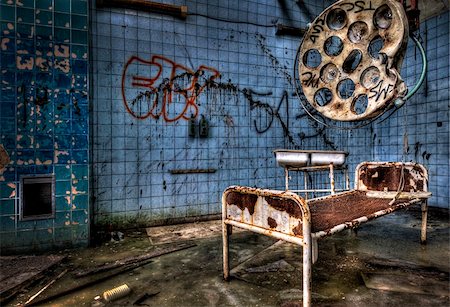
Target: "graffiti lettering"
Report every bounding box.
[355,0,375,13]
[243,89,295,144]
[243,89,274,133]
[301,72,320,88]
[121,55,220,122]
[121,55,336,149]
[309,18,325,43]
[369,80,394,102]
[340,1,375,13]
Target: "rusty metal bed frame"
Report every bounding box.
[222,162,430,307]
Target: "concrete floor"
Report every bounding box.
[8,207,450,306]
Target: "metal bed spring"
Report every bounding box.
[222,162,430,307]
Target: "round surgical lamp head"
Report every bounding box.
[298,0,409,122]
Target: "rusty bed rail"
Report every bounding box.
[222,162,430,307]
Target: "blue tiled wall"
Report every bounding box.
[91,0,330,225]
[0,0,89,253]
[343,11,450,208]
[90,0,448,229]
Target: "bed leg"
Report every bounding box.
[304,172,308,200]
[285,167,289,191]
[421,200,428,244]
[312,238,318,264]
[223,223,231,280]
[329,163,335,195]
[303,225,312,307]
[345,167,350,191]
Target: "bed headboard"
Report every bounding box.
[355,162,428,192]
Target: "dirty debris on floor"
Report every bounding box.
[2,207,449,306]
[0,255,65,304]
[361,271,449,296]
[145,220,242,245]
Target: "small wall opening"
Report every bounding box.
[20,175,55,220]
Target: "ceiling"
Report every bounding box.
[415,0,450,21]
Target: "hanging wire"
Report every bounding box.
[394,34,428,107]
[187,13,276,28]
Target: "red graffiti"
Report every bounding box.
[121,55,220,122]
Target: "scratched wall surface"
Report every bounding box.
[91,0,449,229]
[0,0,89,253]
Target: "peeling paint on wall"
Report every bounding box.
[0,145,11,169]
[0,0,90,253]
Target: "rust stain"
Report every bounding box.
[226,191,258,215]
[292,222,302,236]
[360,165,424,192]
[265,197,302,219]
[267,217,277,229]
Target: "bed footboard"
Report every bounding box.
[222,186,312,307]
[222,186,310,243]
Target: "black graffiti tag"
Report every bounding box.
[301,72,320,88]
[369,80,394,102]
[340,1,375,13]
